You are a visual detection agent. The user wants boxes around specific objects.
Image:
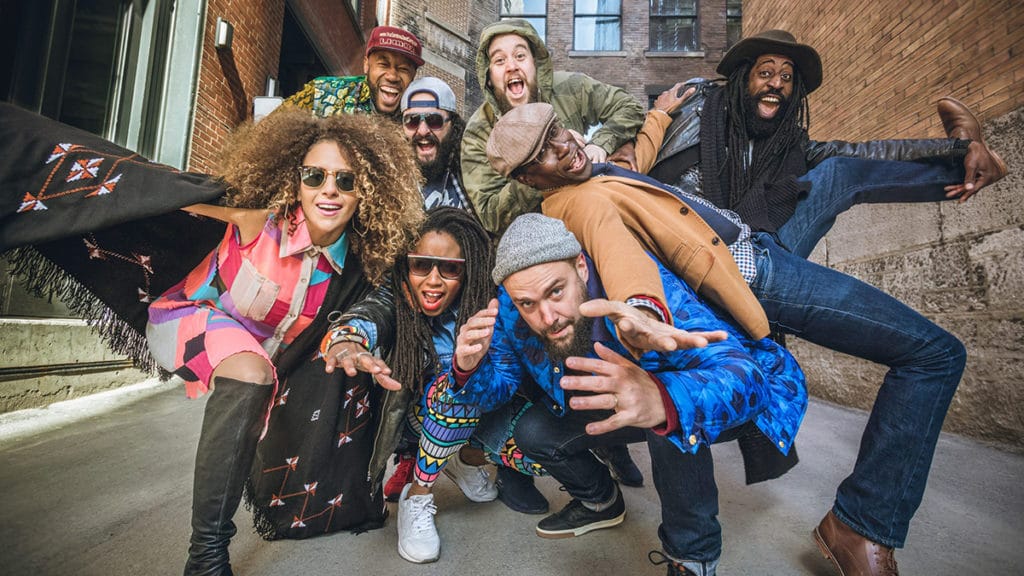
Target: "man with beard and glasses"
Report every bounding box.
[460,19,645,235]
[283,26,422,119]
[647,30,1009,576]
[448,213,806,576]
[400,77,474,212]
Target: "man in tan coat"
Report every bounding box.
[486,86,769,344]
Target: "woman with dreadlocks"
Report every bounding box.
[321,206,500,564]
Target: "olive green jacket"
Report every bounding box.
[461,19,645,234]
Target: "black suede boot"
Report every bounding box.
[184,377,273,576]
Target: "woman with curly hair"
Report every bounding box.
[320,207,497,563]
[146,107,423,574]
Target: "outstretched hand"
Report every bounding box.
[455,298,499,373]
[944,141,1007,202]
[578,298,728,358]
[561,342,668,435]
[324,341,402,390]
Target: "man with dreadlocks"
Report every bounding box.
[648,30,1008,576]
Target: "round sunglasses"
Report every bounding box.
[402,112,451,131]
[298,166,356,191]
[407,254,465,280]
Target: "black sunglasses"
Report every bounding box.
[298,166,356,192]
[403,112,450,131]
[407,254,465,280]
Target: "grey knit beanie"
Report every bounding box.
[492,213,581,285]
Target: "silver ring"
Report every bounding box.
[356,351,372,361]
[612,395,619,409]
[335,348,351,359]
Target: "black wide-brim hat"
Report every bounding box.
[717,29,822,93]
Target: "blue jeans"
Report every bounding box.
[754,154,967,548]
[781,156,963,259]
[513,401,746,563]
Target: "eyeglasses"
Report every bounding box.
[407,254,466,280]
[298,166,356,191]
[402,112,450,131]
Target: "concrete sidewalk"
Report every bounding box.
[1,384,1021,575]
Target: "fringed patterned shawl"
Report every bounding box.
[0,103,388,537]
[0,102,227,370]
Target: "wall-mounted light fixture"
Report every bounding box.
[214,17,233,50]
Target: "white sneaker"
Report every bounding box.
[397,483,440,563]
[443,453,498,502]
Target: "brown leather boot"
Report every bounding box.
[937,97,1008,178]
[813,511,899,576]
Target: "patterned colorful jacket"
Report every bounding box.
[455,254,807,456]
[283,75,376,117]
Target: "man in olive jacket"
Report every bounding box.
[460,19,644,234]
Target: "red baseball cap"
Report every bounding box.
[365,26,424,67]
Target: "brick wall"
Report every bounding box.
[745,0,1024,141]
[190,0,286,173]
[744,0,1024,449]
[290,0,371,75]
[545,0,731,105]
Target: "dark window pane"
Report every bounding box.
[649,17,697,51]
[59,0,124,134]
[650,0,696,17]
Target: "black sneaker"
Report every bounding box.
[496,466,549,515]
[535,487,625,538]
[592,444,644,487]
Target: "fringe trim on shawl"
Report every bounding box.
[5,246,159,374]
[243,477,281,541]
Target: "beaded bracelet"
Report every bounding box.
[319,324,370,357]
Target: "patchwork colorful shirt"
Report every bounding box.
[283,75,376,117]
[146,209,348,397]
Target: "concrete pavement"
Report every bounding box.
[1,384,1022,575]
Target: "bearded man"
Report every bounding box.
[399,77,474,212]
[451,213,805,576]
[649,30,1008,576]
[283,26,422,118]
[460,19,645,234]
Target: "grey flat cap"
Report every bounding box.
[492,213,581,285]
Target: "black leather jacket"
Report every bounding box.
[328,281,411,495]
[650,78,964,192]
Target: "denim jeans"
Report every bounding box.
[751,233,965,547]
[780,156,963,259]
[767,157,967,547]
[514,401,747,563]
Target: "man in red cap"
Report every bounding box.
[283,25,423,118]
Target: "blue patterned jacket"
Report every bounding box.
[456,254,807,455]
